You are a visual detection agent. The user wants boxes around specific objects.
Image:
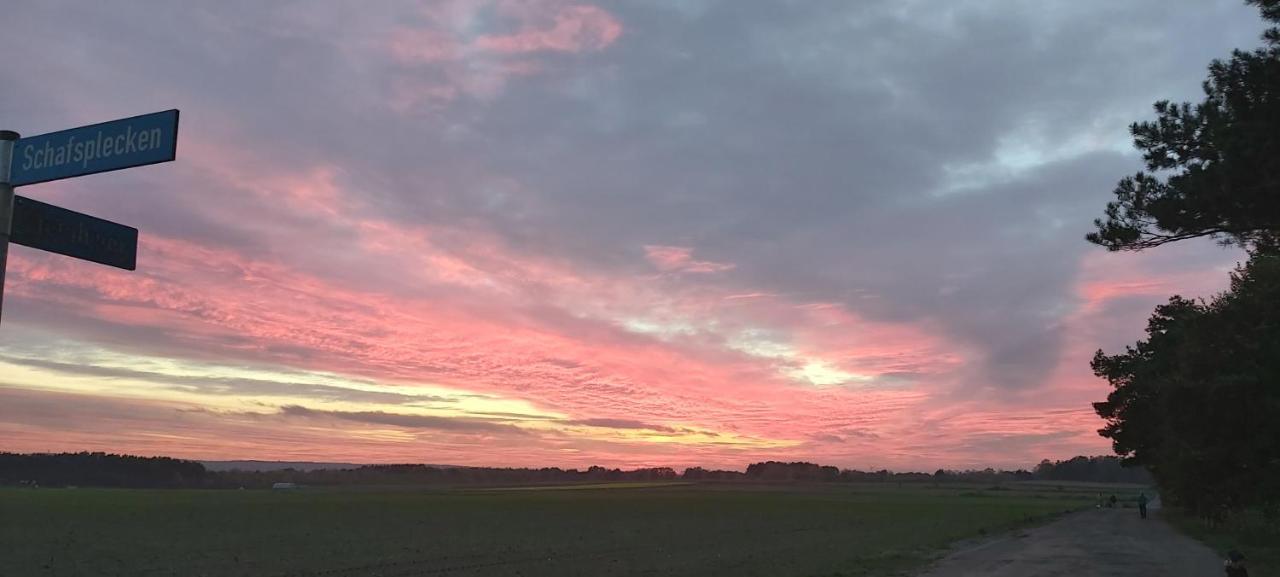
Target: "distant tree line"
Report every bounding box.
[214,464,682,489]
[0,452,207,488]
[740,457,1148,485]
[0,452,1147,490]
[1031,456,1153,484]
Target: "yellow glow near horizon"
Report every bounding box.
[0,342,562,422]
[0,339,800,450]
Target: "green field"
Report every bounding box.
[0,483,1103,577]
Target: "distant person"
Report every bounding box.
[1109,494,1117,508]
[1137,492,1148,519]
[1224,550,1248,577]
[1096,492,1104,509]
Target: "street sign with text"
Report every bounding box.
[0,108,177,322]
[10,195,138,271]
[9,110,179,187]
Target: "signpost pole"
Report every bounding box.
[0,130,19,324]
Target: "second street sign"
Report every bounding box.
[9,110,179,187]
[10,195,138,271]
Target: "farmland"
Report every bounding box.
[0,482,1115,577]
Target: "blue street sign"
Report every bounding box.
[9,110,179,187]
[10,195,138,270]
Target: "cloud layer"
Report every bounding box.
[0,0,1263,470]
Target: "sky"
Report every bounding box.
[0,1,1266,471]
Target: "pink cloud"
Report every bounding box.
[1077,250,1235,309]
[387,1,621,108]
[0,130,1172,471]
[473,5,622,54]
[722,292,777,301]
[5,211,959,468]
[389,27,462,64]
[644,245,736,274]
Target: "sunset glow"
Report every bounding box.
[0,0,1262,471]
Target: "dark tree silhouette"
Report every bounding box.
[1087,0,1280,252]
[1031,456,1152,484]
[1086,0,1280,522]
[0,452,207,488]
[1092,255,1280,516]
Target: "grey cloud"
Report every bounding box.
[810,427,881,444]
[540,358,583,369]
[0,384,190,434]
[425,0,1259,393]
[278,405,529,435]
[465,411,564,422]
[0,386,440,458]
[835,428,881,440]
[566,418,676,432]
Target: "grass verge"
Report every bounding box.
[1164,507,1279,575]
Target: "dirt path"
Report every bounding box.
[915,504,1224,577]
